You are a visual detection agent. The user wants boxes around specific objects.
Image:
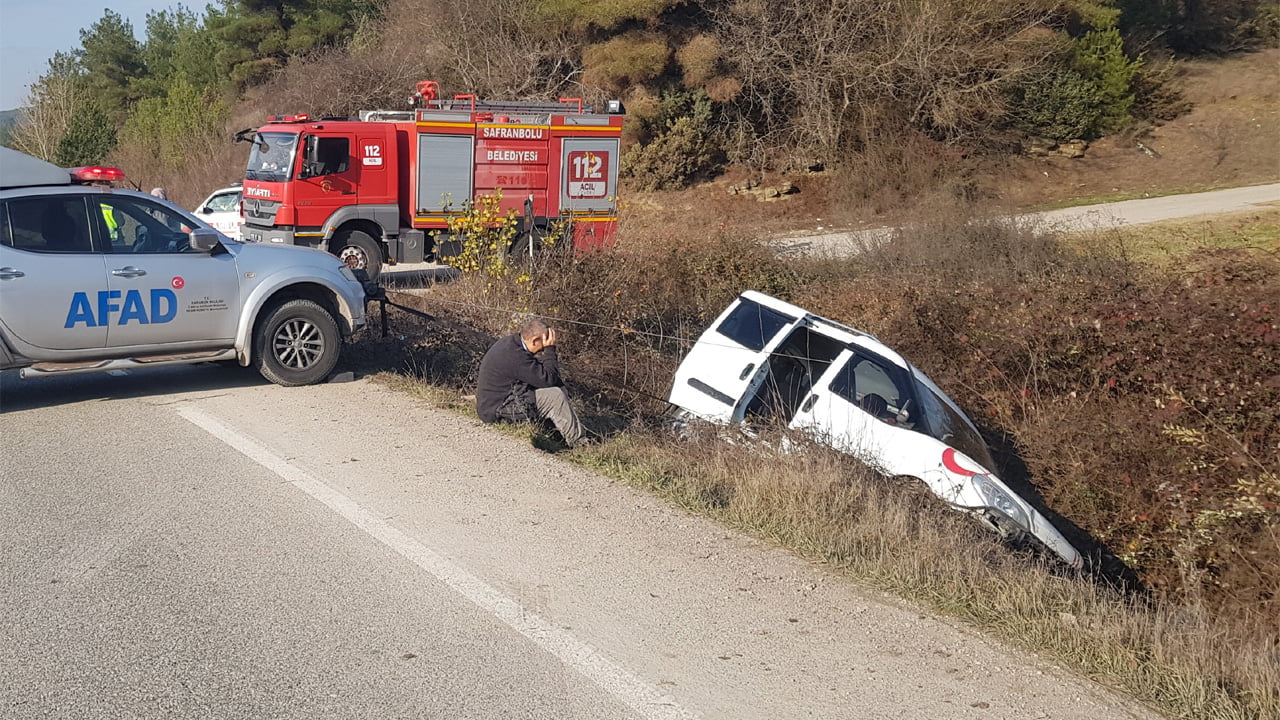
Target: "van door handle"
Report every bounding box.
[111,266,147,278]
[0,267,25,279]
[739,363,755,380]
[801,394,817,413]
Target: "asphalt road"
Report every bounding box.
[0,366,1155,719]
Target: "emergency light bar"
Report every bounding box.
[70,166,125,183]
[267,114,310,123]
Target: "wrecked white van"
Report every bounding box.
[668,290,1082,567]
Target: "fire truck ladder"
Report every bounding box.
[412,80,592,116]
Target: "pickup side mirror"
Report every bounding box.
[189,227,222,252]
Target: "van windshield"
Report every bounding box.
[245,132,299,183]
[913,380,997,471]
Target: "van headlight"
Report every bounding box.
[972,474,1030,531]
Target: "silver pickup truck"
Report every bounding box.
[0,147,368,386]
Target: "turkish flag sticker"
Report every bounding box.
[171,276,185,290]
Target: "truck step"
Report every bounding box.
[23,349,238,377]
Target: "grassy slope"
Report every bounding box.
[359,206,1278,720]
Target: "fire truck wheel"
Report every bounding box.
[252,298,342,386]
[509,234,536,261]
[333,229,383,281]
[509,226,560,262]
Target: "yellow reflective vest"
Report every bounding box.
[99,203,120,242]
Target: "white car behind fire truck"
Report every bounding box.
[194,184,244,240]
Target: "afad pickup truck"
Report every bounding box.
[0,147,369,387]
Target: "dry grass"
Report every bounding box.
[576,429,1280,720]
[1070,206,1280,266]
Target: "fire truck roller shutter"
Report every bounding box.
[416,134,474,213]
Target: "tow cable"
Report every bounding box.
[361,283,437,338]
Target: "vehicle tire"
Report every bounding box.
[332,229,383,281]
[509,225,565,262]
[252,299,342,386]
[509,233,535,260]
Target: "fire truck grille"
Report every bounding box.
[244,198,281,224]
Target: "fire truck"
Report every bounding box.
[236,81,624,280]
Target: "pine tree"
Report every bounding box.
[54,102,117,166]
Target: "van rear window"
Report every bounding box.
[715,299,794,351]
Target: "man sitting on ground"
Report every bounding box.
[475,319,585,447]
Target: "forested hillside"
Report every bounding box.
[6,0,1277,203]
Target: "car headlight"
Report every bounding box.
[972,474,1030,532]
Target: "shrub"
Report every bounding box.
[582,33,670,92]
[676,33,720,87]
[621,89,722,190]
[1009,68,1104,141]
[1128,60,1191,124]
[120,76,230,169]
[439,190,530,285]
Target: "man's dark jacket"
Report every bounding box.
[475,334,563,423]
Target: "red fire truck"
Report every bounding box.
[235,81,624,279]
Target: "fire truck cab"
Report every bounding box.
[237,83,624,280]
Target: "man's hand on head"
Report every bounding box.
[543,327,557,348]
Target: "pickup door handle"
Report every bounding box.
[739,363,755,380]
[801,394,817,413]
[0,267,25,279]
[111,266,147,278]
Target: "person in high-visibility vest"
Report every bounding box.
[99,202,121,244]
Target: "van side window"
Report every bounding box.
[715,299,795,351]
[829,352,915,426]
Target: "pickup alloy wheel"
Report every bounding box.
[253,298,341,386]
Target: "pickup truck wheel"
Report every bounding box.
[252,299,341,386]
[333,229,382,281]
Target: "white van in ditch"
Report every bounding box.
[668,290,1082,567]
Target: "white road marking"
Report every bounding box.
[176,405,697,720]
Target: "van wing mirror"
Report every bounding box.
[896,398,913,423]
